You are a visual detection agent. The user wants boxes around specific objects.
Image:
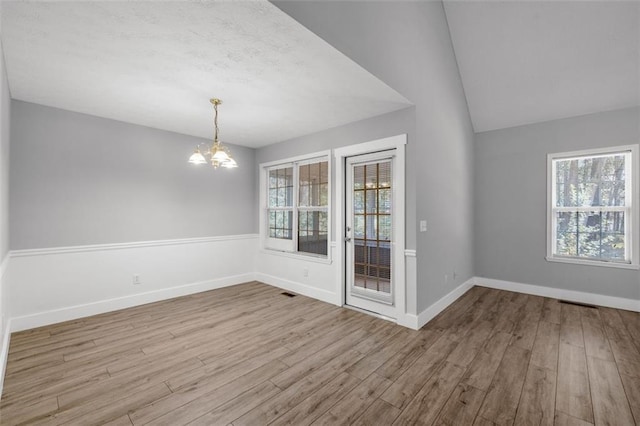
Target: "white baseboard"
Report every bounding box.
[10,273,255,332]
[475,277,640,312]
[254,272,338,306]
[412,278,475,330]
[396,312,419,329]
[0,318,10,398]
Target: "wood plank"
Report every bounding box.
[461,331,512,391]
[352,399,401,426]
[514,365,556,426]
[380,335,458,409]
[556,342,593,423]
[185,380,281,426]
[599,307,640,379]
[232,349,365,426]
[541,298,561,324]
[530,321,560,371]
[586,356,635,426]
[554,412,594,426]
[477,344,530,425]
[102,415,134,426]
[433,383,485,425]
[374,329,441,381]
[510,295,543,350]
[46,382,171,425]
[581,309,614,361]
[560,304,585,347]
[391,361,465,426]
[617,309,640,353]
[446,320,493,368]
[619,373,640,425]
[0,396,58,425]
[312,373,392,426]
[268,372,361,426]
[130,359,289,425]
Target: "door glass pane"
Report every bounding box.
[352,160,392,295]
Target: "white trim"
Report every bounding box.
[414,278,475,330]
[11,234,259,257]
[475,277,640,312]
[404,249,417,257]
[260,249,333,264]
[254,272,339,306]
[10,273,256,332]
[260,150,332,169]
[545,256,640,270]
[0,318,10,400]
[0,253,9,400]
[333,135,407,158]
[0,254,8,278]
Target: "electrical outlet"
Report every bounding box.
[444,274,448,283]
[133,274,141,285]
[420,220,427,232]
[303,268,309,277]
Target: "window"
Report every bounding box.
[547,145,639,268]
[264,153,330,257]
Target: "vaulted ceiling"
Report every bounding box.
[1,1,637,145]
[444,0,639,133]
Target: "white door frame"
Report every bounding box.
[334,134,406,322]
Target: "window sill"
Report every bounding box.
[261,248,333,265]
[545,256,640,270]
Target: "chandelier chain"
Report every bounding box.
[213,101,219,143]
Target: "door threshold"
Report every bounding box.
[344,304,396,323]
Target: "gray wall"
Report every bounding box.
[10,101,256,249]
[275,0,475,312]
[475,106,640,301]
[0,46,8,260]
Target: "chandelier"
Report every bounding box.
[188,98,238,168]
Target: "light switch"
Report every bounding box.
[420,220,427,232]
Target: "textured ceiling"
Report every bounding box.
[444,1,640,133]
[1,1,411,148]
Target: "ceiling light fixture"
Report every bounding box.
[189,98,238,169]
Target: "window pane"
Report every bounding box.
[354,215,364,238]
[354,165,365,190]
[379,215,392,241]
[379,161,391,188]
[554,210,626,261]
[365,164,377,188]
[378,189,391,214]
[354,191,364,214]
[366,189,377,214]
[555,154,626,208]
[268,166,293,208]
[299,160,328,207]
[268,209,292,241]
[366,215,377,239]
[298,210,327,255]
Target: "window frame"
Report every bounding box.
[260,150,331,262]
[546,144,640,269]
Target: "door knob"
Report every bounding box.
[344,237,352,242]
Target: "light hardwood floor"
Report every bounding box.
[1,282,638,425]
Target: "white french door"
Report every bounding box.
[345,151,398,318]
